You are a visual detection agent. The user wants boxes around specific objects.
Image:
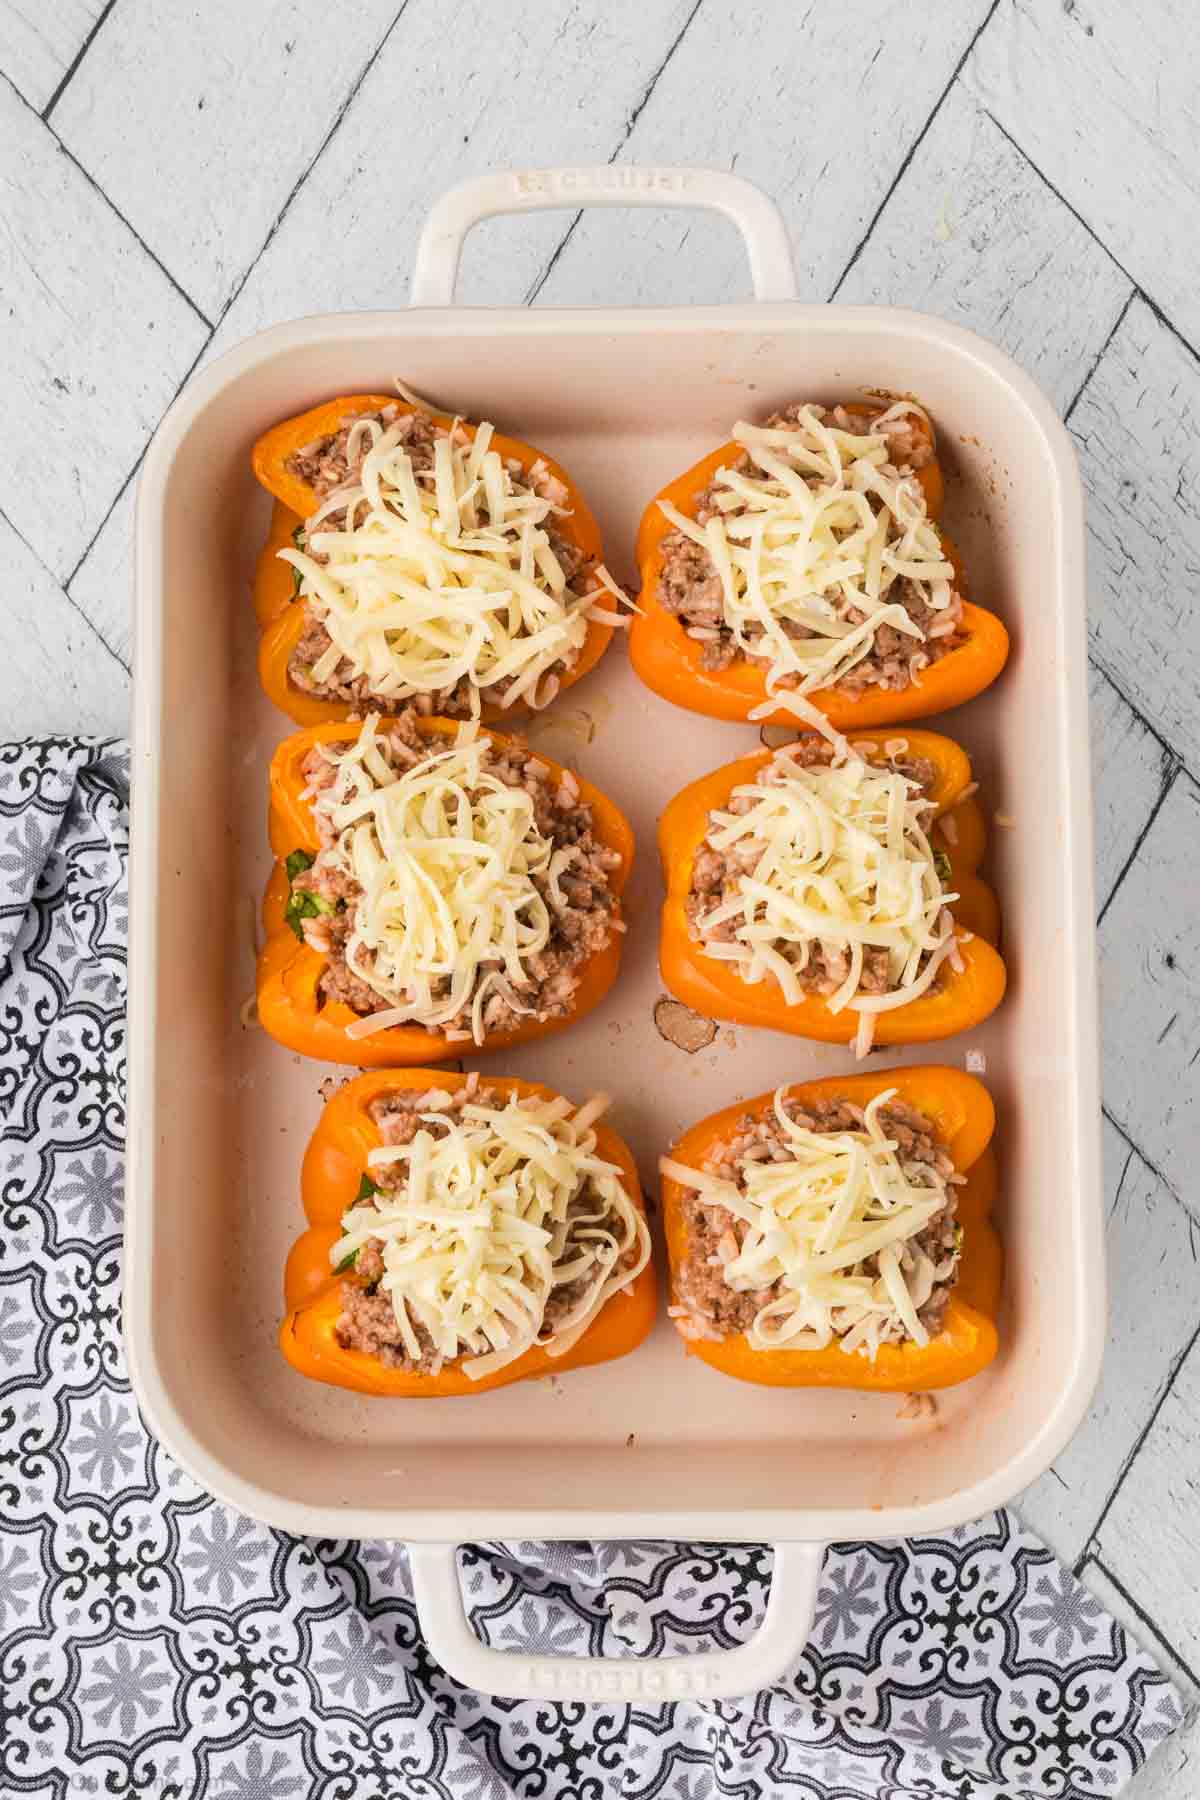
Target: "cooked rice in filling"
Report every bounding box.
[685,734,959,1055]
[334,1079,650,1376]
[281,403,622,717]
[664,1090,963,1361]
[657,401,965,701]
[287,712,621,1043]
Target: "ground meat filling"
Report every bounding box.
[283,406,593,716]
[676,1098,961,1347]
[685,737,947,1001]
[289,715,620,1038]
[333,1085,633,1371]
[658,401,965,690]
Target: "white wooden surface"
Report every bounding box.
[2,1,1198,1783]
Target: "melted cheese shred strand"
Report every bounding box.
[311,716,609,1045]
[662,1088,958,1361]
[694,749,958,1057]
[332,1089,651,1377]
[660,403,955,748]
[280,415,612,712]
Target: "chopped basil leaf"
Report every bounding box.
[283,846,336,940]
[285,847,314,883]
[284,893,311,940]
[290,525,306,599]
[333,1177,379,1270]
[933,849,953,887]
[284,889,335,938]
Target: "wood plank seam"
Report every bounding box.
[525,0,710,305]
[59,2,418,601]
[40,0,117,124]
[1064,289,1137,423]
[0,67,211,330]
[63,331,215,598]
[1089,651,1195,791]
[982,104,1200,376]
[0,500,132,677]
[59,0,713,593]
[1089,643,1198,788]
[828,0,1003,302]
[1082,1553,1200,1693]
[1078,1315,1200,1575]
[1097,764,1181,926]
[1103,1103,1191,1217]
[198,0,416,342]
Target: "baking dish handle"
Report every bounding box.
[408,1538,824,1702]
[410,165,797,307]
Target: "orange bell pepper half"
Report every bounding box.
[657,728,1006,1046]
[629,403,1008,728]
[280,1069,657,1397]
[254,499,305,628]
[251,394,615,728]
[662,1064,1001,1390]
[257,715,634,1066]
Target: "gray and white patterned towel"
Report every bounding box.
[0,736,1186,1800]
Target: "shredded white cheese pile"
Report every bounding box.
[306,716,611,1044]
[280,414,626,712]
[662,1087,960,1361]
[693,748,958,1057]
[660,402,956,746]
[332,1088,651,1378]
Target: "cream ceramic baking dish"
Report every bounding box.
[128,166,1103,1702]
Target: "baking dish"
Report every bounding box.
[128,165,1102,1702]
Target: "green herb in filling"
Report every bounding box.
[283,846,337,940]
[290,525,306,599]
[933,849,953,888]
[333,1174,380,1274]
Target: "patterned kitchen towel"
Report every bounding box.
[0,735,1187,1800]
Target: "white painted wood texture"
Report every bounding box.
[0,0,104,111]
[1097,1326,1200,1677]
[1073,300,1200,777]
[0,76,208,584]
[50,0,399,321]
[534,1,995,307]
[835,81,1131,415]
[968,0,1200,347]
[1,0,1198,1773]
[0,513,129,737]
[1099,773,1200,1201]
[205,0,702,349]
[1018,1118,1199,1568]
[1089,662,1173,912]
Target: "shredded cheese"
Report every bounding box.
[333,1088,651,1377]
[662,1087,960,1361]
[304,716,615,1044]
[662,403,957,740]
[280,411,617,713]
[692,747,958,1053]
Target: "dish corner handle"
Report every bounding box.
[410,166,797,308]
[408,1538,824,1703]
